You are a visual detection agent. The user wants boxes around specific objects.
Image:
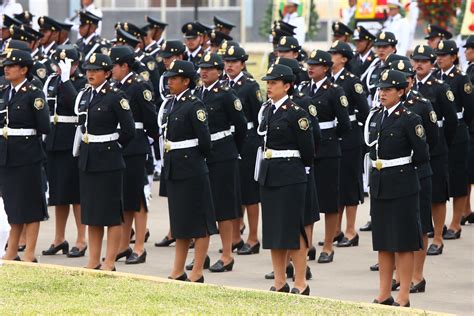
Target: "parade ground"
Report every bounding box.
[2,184,472,315]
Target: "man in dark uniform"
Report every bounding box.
[76,11,110,71]
[181,22,205,67]
[268,22,296,66]
[145,15,167,48]
[208,30,232,53]
[425,24,452,50]
[214,16,235,36]
[332,21,353,43]
[196,21,213,52]
[57,21,73,46]
[411,44,458,255]
[0,15,22,50]
[350,25,376,78]
[274,36,309,85]
[37,16,63,59]
[14,11,34,26]
[463,36,474,224]
[299,49,351,263]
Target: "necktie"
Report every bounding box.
[441,73,447,81]
[311,83,316,96]
[381,109,388,127]
[202,88,207,100]
[416,82,423,91]
[90,90,98,102]
[9,88,16,102]
[330,76,335,83]
[229,80,235,88]
[115,82,122,89]
[267,104,276,123]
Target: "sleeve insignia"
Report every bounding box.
[147,61,156,71]
[156,55,162,63]
[120,99,130,110]
[308,104,317,117]
[36,68,46,79]
[196,109,206,122]
[100,47,109,54]
[143,90,153,101]
[415,124,425,138]
[256,90,263,102]
[446,90,455,101]
[465,83,472,94]
[298,117,309,130]
[354,83,364,94]
[140,71,150,81]
[234,99,242,111]
[340,95,349,107]
[429,111,437,123]
[33,98,45,110]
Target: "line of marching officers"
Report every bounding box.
[0,10,473,305]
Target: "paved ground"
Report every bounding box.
[1,182,473,315]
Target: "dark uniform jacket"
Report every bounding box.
[184,47,204,68]
[291,90,321,154]
[145,41,166,76]
[76,35,111,70]
[135,50,160,95]
[44,71,87,151]
[117,73,159,156]
[350,50,376,78]
[368,104,429,199]
[333,70,370,150]
[415,74,457,156]
[257,97,315,187]
[299,78,351,158]
[403,90,439,179]
[0,81,50,167]
[163,89,211,180]
[77,82,136,172]
[194,82,247,163]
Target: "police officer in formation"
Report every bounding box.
[1,9,473,306]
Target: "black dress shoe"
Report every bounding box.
[13,255,21,261]
[264,263,294,280]
[372,296,394,305]
[186,275,204,283]
[209,259,234,272]
[391,279,400,291]
[115,247,133,261]
[153,171,160,182]
[467,212,474,223]
[17,245,26,252]
[410,278,426,293]
[370,263,379,271]
[393,301,410,307]
[219,240,244,253]
[131,229,151,244]
[186,255,210,271]
[125,250,147,264]
[154,236,176,247]
[428,225,447,238]
[318,232,344,246]
[94,264,101,270]
[290,285,310,295]
[337,234,359,247]
[168,272,187,281]
[292,266,312,281]
[67,246,87,258]
[317,251,334,263]
[42,241,69,255]
[237,242,260,255]
[359,221,372,232]
[443,229,461,240]
[269,283,290,293]
[426,243,443,256]
[307,246,316,261]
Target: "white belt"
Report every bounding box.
[263,149,301,159]
[437,120,444,127]
[349,114,357,122]
[117,122,144,129]
[2,128,37,137]
[319,120,337,130]
[457,112,463,119]
[82,132,119,143]
[50,115,78,124]
[211,129,232,141]
[371,156,412,170]
[230,122,254,133]
[164,138,199,152]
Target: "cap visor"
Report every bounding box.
[163,70,180,78]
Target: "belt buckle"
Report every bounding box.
[164,141,171,153]
[83,132,89,144]
[53,114,59,125]
[375,159,383,171]
[2,126,7,139]
[264,149,272,159]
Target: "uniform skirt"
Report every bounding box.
[419,176,433,234]
[2,162,48,224]
[123,155,148,212]
[261,183,307,249]
[47,151,80,205]
[80,169,124,227]
[430,154,450,203]
[339,146,364,206]
[448,141,469,197]
[304,168,320,225]
[159,166,167,197]
[166,174,218,239]
[208,159,242,221]
[314,157,340,213]
[371,193,423,252]
[238,131,261,205]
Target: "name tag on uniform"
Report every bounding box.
[370,122,377,127]
[48,86,55,91]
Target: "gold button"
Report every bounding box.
[98,108,101,110]
[184,155,188,158]
[25,137,29,139]
[108,146,111,150]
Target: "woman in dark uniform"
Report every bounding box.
[42,45,88,258]
[258,64,315,294]
[222,46,262,255]
[110,45,159,265]
[76,53,136,271]
[160,60,218,282]
[0,50,50,262]
[366,69,428,307]
[434,40,474,239]
[194,52,247,272]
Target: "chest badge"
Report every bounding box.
[298,118,309,130]
[197,109,207,122]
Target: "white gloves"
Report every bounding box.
[58,58,72,82]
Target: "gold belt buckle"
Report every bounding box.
[264,149,272,159]
[164,141,171,153]
[375,159,383,171]
[2,126,8,139]
[83,132,89,144]
[53,114,59,125]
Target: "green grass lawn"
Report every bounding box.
[0,263,435,315]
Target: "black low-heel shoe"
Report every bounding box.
[372,296,394,305]
[317,251,334,263]
[290,285,310,295]
[67,246,87,258]
[318,232,344,246]
[370,263,379,271]
[219,240,244,253]
[391,279,400,291]
[292,266,312,281]
[264,263,294,280]
[237,242,260,255]
[359,221,372,232]
[13,255,21,261]
[426,243,443,256]
[393,301,410,307]
[410,278,426,293]
[130,229,151,244]
[186,275,204,283]
[42,241,69,255]
[154,236,176,247]
[114,247,132,261]
[269,283,290,293]
[209,259,234,272]
[168,272,187,281]
[307,246,316,261]
[125,250,147,264]
[443,229,461,240]
[186,255,210,271]
[336,234,359,247]
[17,245,26,252]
